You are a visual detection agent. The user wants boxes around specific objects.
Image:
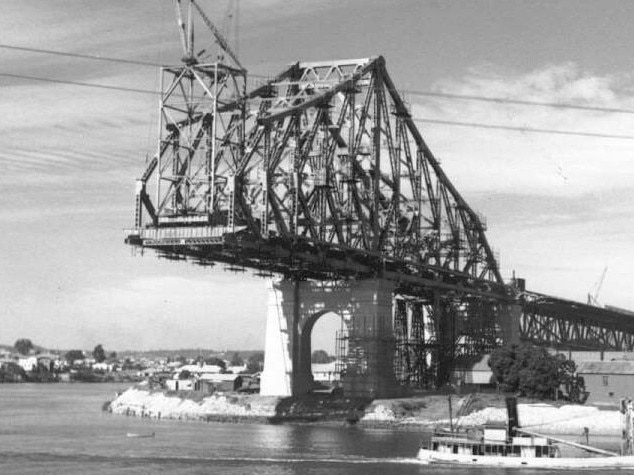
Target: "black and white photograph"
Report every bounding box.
[2,1,634,473]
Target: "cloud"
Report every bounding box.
[406,64,634,308]
[414,63,634,197]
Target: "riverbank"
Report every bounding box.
[107,387,624,436]
[361,395,623,435]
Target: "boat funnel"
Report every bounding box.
[506,396,519,434]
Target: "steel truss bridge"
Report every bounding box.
[125,0,634,389]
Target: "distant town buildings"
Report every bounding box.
[7,344,634,407]
[0,346,261,390]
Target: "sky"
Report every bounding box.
[1,0,634,352]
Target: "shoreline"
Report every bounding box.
[107,386,626,437]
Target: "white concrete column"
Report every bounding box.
[260,279,293,396]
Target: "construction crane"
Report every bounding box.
[587,266,608,306]
[173,0,244,71]
[218,0,239,63]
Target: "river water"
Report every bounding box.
[0,383,624,474]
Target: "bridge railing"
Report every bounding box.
[124,226,231,242]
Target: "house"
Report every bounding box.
[165,378,194,391]
[197,373,244,392]
[92,362,113,372]
[452,354,494,390]
[227,364,247,374]
[35,354,57,372]
[577,361,634,405]
[18,356,38,372]
[179,364,223,375]
[560,351,634,364]
[312,361,340,384]
[165,373,243,393]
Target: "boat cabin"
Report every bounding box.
[430,425,557,458]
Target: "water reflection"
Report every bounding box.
[0,384,626,475]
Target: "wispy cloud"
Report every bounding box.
[409,64,634,307]
[416,63,634,196]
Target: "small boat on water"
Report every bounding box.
[126,432,155,438]
[417,396,634,469]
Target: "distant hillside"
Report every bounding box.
[0,342,58,354]
[0,344,263,361]
[116,349,263,361]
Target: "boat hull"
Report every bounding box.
[417,448,634,469]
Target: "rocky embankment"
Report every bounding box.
[361,397,623,435]
[108,388,624,436]
[108,387,280,422]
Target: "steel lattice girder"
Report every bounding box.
[520,292,634,350]
[243,57,501,281]
[128,56,507,298]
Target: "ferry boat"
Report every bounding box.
[417,396,634,469]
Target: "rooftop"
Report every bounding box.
[577,361,634,375]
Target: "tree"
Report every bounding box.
[489,343,574,399]
[311,349,335,364]
[230,352,243,366]
[204,357,226,370]
[65,350,85,363]
[14,338,34,355]
[108,351,117,360]
[246,352,264,373]
[92,344,106,363]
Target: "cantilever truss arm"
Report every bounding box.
[377,60,503,284]
[132,53,503,288]
[237,56,503,284]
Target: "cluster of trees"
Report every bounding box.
[64,344,116,364]
[245,353,264,373]
[13,339,116,366]
[311,349,336,364]
[14,338,34,355]
[488,342,577,400]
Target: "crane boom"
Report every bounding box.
[588,266,608,306]
[173,0,190,57]
[191,0,245,71]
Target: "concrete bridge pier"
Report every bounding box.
[260,278,401,398]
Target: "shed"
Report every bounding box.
[197,373,243,392]
[312,361,340,384]
[577,361,634,405]
[165,378,194,391]
[452,354,493,388]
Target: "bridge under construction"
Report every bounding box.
[125,0,634,398]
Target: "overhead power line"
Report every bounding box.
[0,43,162,68]
[0,72,158,96]
[414,118,634,141]
[3,43,634,115]
[403,90,634,115]
[2,72,634,142]
[0,43,269,79]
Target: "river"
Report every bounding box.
[0,383,624,474]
